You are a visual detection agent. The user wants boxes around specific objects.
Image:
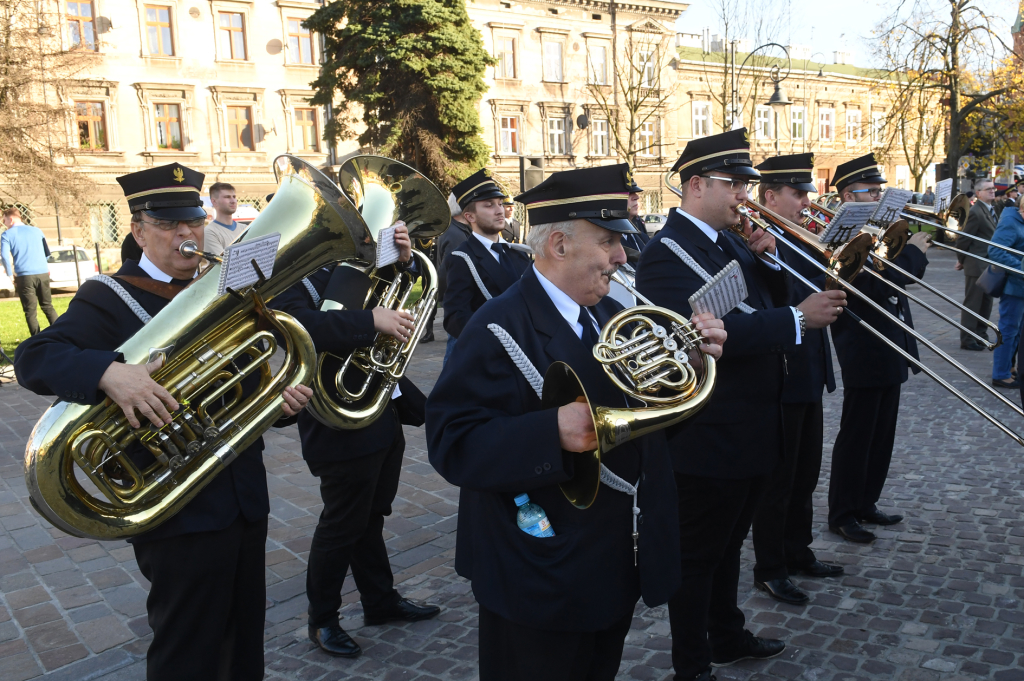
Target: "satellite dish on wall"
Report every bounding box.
[576,114,589,130]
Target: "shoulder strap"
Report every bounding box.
[451,251,493,301]
[661,238,755,315]
[90,275,153,324]
[301,277,321,307]
[111,275,184,301]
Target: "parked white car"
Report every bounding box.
[47,246,98,290]
[643,213,669,233]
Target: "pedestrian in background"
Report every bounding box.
[204,182,243,256]
[922,186,935,206]
[988,195,1024,389]
[955,179,997,351]
[1,207,58,336]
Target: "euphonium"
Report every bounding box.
[543,268,717,509]
[25,155,376,540]
[306,155,450,430]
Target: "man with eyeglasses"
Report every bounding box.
[635,130,846,681]
[827,153,930,545]
[954,178,997,352]
[15,163,313,681]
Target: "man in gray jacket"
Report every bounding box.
[955,178,998,351]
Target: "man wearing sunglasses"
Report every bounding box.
[635,129,846,681]
[827,154,930,545]
[16,163,313,681]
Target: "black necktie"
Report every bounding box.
[716,232,740,260]
[578,306,599,348]
[493,243,521,280]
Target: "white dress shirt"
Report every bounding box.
[139,254,177,282]
[533,266,599,340]
[471,230,508,262]
[674,208,801,344]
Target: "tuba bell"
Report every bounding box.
[24,155,375,540]
[542,268,717,509]
[305,155,450,430]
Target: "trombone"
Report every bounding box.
[798,207,1001,349]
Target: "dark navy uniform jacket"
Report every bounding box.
[14,260,270,543]
[634,210,795,480]
[777,239,836,404]
[830,244,927,389]
[426,267,680,632]
[270,266,426,463]
[441,235,530,339]
[621,216,651,252]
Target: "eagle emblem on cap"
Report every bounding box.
[172,168,184,183]
[481,168,491,179]
[809,155,815,167]
[623,168,634,188]
[742,129,750,145]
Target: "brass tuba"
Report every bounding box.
[543,268,717,509]
[24,155,376,540]
[305,155,450,430]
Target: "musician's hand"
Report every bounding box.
[745,219,777,257]
[372,307,415,343]
[392,221,412,263]
[557,400,597,452]
[280,385,312,417]
[98,358,178,429]
[798,290,847,329]
[691,312,726,360]
[908,231,932,253]
[954,260,963,271]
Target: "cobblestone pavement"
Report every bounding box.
[0,248,1023,681]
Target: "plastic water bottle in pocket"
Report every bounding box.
[514,494,555,537]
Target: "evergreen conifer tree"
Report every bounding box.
[305,0,494,189]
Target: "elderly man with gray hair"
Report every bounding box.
[955,178,998,351]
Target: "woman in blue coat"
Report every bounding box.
[988,195,1024,389]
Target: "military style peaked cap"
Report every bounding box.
[670,128,760,182]
[756,153,817,193]
[832,153,886,192]
[625,167,643,193]
[116,163,207,221]
[515,163,638,234]
[452,168,506,210]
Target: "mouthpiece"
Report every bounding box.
[179,240,200,258]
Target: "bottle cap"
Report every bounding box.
[513,493,530,507]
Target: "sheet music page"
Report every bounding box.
[217,233,281,296]
[376,225,400,268]
[689,260,748,318]
[870,188,914,225]
[934,178,954,213]
[818,203,876,245]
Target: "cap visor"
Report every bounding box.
[791,182,818,193]
[584,217,638,234]
[728,166,762,179]
[145,206,208,221]
[461,188,507,209]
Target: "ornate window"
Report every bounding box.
[76,101,106,150]
[67,1,97,51]
[218,11,247,60]
[287,18,314,64]
[145,5,174,56]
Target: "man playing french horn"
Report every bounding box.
[426,164,726,681]
[271,222,441,659]
[15,164,313,681]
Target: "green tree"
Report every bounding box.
[305,0,493,190]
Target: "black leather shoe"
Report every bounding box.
[308,624,361,658]
[856,509,903,526]
[692,670,717,681]
[830,522,876,543]
[993,377,1020,389]
[711,631,785,667]
[961,340,985,351]
[421,331,435,343]
[363,597,441,626]
[755,578,809,605]
[789,559,845,578]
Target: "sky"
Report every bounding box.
[673,0,1021,68]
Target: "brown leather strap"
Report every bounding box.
[112,275,185,301]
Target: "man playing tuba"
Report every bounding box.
[426,164,726,681]
[15,164,313,681]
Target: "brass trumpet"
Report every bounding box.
[305,156,450,430]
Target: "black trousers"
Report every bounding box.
[961,274,993,344]
[15,273,57,336]
[478,604,633,681]
[828,384,901,527]
[305,427,404,627]
[667,473,766,679]
[134,514,268,681]
[752,401,824,581]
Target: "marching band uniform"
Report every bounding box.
[828,154,928,543]
[15,165,273,681]
[634,129,790,679]
[426,165,679,680]
[623,171,651,253]
[442,170,531,340]
[502,197,522,243]
[271,265,438,658]
[749,154,843,605]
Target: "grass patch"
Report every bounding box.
[0,296,73,357]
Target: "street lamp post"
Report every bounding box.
[802,52,825,153]
[729,42,791,134]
